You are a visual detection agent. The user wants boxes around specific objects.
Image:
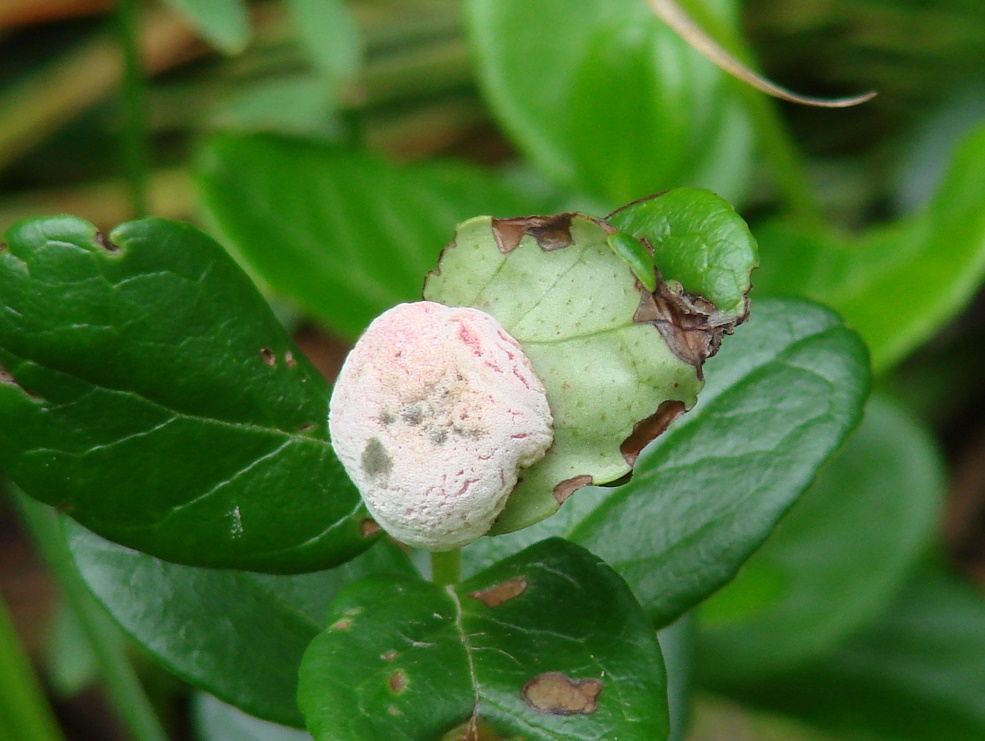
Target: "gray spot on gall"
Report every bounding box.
[361,438,392,480]
[401,404,424,426]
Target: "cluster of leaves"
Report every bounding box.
[2,0,985,740]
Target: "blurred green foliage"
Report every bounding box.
[2,0,985,739]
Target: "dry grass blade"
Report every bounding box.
[647,0,876,108]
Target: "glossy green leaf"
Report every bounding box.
[162,0,251,54]
[425,211,727,533]
[298,538,668,740]
[467,0,753,206]
[43,600,114,697]
[607,231,657,291]
[286,0,362,86]
[194,693,312,741]
[754,122,985,372]
[66,520,415,728]
[0,216,369,572]
[567,297,871,627]
[698,392,944,681]
[196,133,534,340]
[659,617,694,741]
[724,564,985,741]
[607,188,758,318]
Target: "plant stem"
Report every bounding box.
[114,0,149,218]
[431,549,462,586]
[15,494,169,741]
[0,590,65,741]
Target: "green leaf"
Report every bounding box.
[659,617,694,741]
[690,696,841,741]
[298,538,668,740]
[754,122,985,372]
[66,520,415,728]
[209,75,341,139]
[286,0,362,86]
[196,133,535,341]
[607,188,758,318]
[161,0,251,54]
[723,564,985,741]
[698,392,944,681]
[0,216,369,572]
[193,693,312,741]
[467,0,753,206]
[42,600,115,697]
[567,297,871,627]
[424,209,734,533]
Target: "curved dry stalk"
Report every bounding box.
[647,0,876,108]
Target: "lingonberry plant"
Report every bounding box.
[2,0,985,740]
[6,186,847,739]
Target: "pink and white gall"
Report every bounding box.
[328,301,554,551]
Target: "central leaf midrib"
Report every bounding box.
[14,351,329,448]
[447,585,481,725]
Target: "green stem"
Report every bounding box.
[115,0,149,218]
[15,495,169,741]
[673,0,824,226]
[431,549,462,586]
[0,590,65,741]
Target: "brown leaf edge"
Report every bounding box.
[427,205,751,506]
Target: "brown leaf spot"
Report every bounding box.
[260,347,276,367]
[0,241,7,252]
[633,273,747,379]
[621,399,687,466]
[285,350,297,368]
[389,669,407,694]
[468,577,528,607]
[361,518,382,537]
[522,672,602,715]
[381,650,398,661]
[491,214,577,254]
[298,422,315,433]
[440,718,510,741]
[329,618,351,631]
[388,705,401,716]
[94,231,121,253]
[553,475,593,504]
